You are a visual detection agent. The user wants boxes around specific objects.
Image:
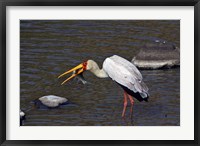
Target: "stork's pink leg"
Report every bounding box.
[127,94,134,118]
[122,91,128,118]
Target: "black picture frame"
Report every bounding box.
[0,0,199,145]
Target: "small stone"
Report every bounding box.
[38,95,68,108]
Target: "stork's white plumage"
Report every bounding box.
[58,55,149,117]
[103,55,148,98]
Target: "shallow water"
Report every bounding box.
[20,20,180,126]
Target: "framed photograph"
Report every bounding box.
[0,0,199,145]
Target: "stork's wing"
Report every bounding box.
[103,55,148,94]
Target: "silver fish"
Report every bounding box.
[72,70,87,84]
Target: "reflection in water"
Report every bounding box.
[20,20,180,126]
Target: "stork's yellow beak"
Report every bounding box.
[58,63,84,85]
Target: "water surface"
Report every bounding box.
[20,20,180,126]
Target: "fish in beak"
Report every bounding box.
[73,70,87,85]
[58,61,87,85]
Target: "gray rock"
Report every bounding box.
[132,43,180,69]
[20,110,26,126]
[38,95,68,108]
[20,110,25,118]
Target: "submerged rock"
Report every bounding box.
[132,42,180,69]
[35,95,68,108]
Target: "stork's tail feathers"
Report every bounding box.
[139,81,149,101]
[118,83,149,102]
[140,92,149,102]
[133,80,149,101]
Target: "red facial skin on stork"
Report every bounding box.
[82,60,88,71]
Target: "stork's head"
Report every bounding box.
[58,60,89,85]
